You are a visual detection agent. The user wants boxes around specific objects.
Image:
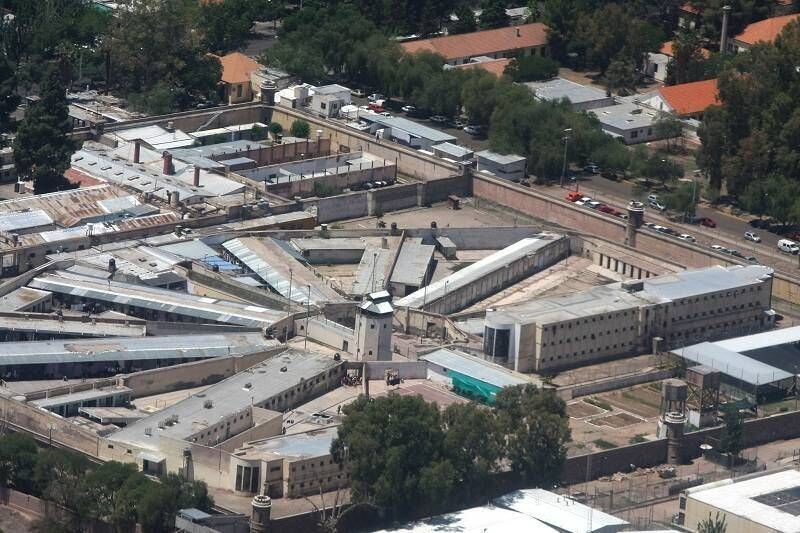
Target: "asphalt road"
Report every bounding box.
[532,174,800,276]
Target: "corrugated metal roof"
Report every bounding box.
[351,247,392,296]
[0,333,279,366]
[371,504,557,533]
[674,343,792,386]
[222,237,337,305]
[493,489,628,533]
[29,271,283,327]
[715,326,800,353]
[0,209,54,232]
[643,265,773,301]
[390,239,434,287]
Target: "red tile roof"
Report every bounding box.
[401,23,549,61]
[453,58,511,77]
[217,52,263,84]
[659,41,711,58]
[658,78,719,116]
[65,167,103,187]
[734,14,800,45]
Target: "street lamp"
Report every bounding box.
[559,128,572,188]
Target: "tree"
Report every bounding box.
[290,119,311,138]
[718,403,744,459]
[741,180,770,219]
[331,394,454,520]
[0,54,20,131]
[668,30,704,85]
[696,105,727,192]
[269,122,284,137]
[198,0,257,53]
[698,511,728,533]
[441,403,502,499]
[504,55,560,82]
[12,65,76,194]
[0,433,38,493]
[604,56,637,95]
[494,384,570,484]
[655,117,684,153]
[450,5,478,34]
[479,0,510,29]
[106,0,221,113]
[663,180,698,220]
[33,449,90,513]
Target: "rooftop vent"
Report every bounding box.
[244,382,252,390]
[203,400,213,409]
[280,366,288,373]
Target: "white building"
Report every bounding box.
[475,150,527,182]
[590,102,663,145]
[310,84,352,119]
[525,77,615,112]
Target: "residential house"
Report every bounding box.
[640,78,720,119]
[310,84,352,118]
[401,23,549,66]
[590,101,664,145]
[730,13,800,52]
[218,52,264,104]
[644,41,711,82]
[525,77,615,111]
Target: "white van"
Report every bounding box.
[778,239,800,254]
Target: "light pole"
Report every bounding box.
[560,128,572,188]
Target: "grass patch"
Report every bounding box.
[593,439,617,450]
[629,433,648,444]
[622,391,660,410]
[585,396,612,411]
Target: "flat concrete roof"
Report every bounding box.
[32,385,132,409]
[238,426,338,460]
[0,287,52,311]
[111,348,341,449]
[390,239,435,287]
[422,348,529,388]
[525,77,611,105]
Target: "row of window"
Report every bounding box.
[541,341,636,362]
[542,327,636,346]
[290,473,349,492]
[671,302,759,322]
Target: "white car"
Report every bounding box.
[678,234,696,242]
[649,199,667,211]
[368,93,384,102]
[744,231,761,242]
[401,105,416,113]
[380,112,393,117]
[711,244,729,254]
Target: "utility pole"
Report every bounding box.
[560,128,572,187]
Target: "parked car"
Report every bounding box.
[698,217,716,228]
[778,239,800,254]
[711,244,729,253]
[352,89,366,98]
[598,205,616,214]
[647,194,659,203]
[601,170,619,181]
[368,93,384,102]
[744,231,761,242]
[401,105,416,114]
[649,199,667,211]
[730,249,745,258]
[429,115,447,124]
[584,163,600,174]
[750,218,770,229]
[745,256,759,263]
[368,103,385,113]
[566,191,583,202]
[463,125,483,136]
[678,234,696,242]
[629,200,644,209]
[380,112,393,117]
[450,118,467,129]
[586,200,603,209]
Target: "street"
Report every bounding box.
[531,174,800,277]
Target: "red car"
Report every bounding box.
[598,205,615,214]
[565,191,582,202]
[699,217,716,228]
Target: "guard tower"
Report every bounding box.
[354,290,394,361]
[685,365,721,428]
[626,201,645,247]
[250,494,271,533]
[658,379,688,465]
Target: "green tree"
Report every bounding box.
[331,394,454,520]
[12,65,77,194]
[0,54,20,131]
[494,384,570,484]
[198,0,258,53]
[696,104,727,192]
[667,30,704,85]
[290,119,311,138]
[479,0,510,29]
[269,122,284,137]
[655,117,684,153]
[450,5,478,34]
[718,403,744,459]
[0,433,38,493]
[604,56,637,95]
[441,403,502,499]
[504,55,560,82]
[698,512,728,533]
[741,180,770,219]
[664,180,699,220]
[33,449,90,513]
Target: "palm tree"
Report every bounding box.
[697,512,727,533]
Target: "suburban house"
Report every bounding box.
[217,52,264,104]
[644,41,711,82]
[310,84,352,118]
[590,101,664,145]
[639,78,720,119]
[730,13,800,52]
[453,57,512,77]
[525,77,615,111]
[401,22,549,66]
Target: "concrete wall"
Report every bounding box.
[269,107,461,180]
[105,102,268,135]
[307,191,370,224]
[472,173,800,304]
[344,360,428,380]
[297,317,355,353]
[562,368,676,400]
[264,163,395,199]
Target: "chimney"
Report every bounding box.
[193,166,200,187]
[133,140,141,164]
[720,5,732,53]
[250,495,272,533]
[171,190,180,207]
[516,27,520,37]
[162,151,173,175]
